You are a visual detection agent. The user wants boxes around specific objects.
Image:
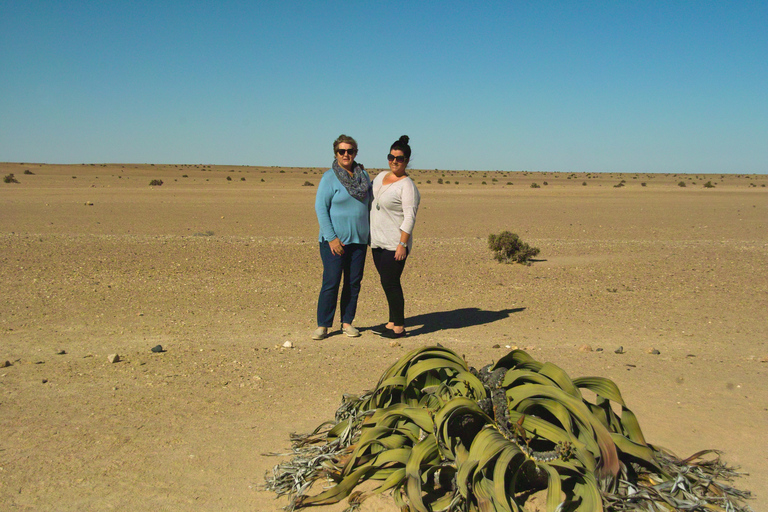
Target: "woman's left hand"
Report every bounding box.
[395,244,407,261]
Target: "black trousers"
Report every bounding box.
[371,247,408,326]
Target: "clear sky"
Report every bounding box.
[1,1,766,173]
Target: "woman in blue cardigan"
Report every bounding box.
[312,134,371,340]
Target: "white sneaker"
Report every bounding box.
[311,327,328,340]
[342,325,360,337]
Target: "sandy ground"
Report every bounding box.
[1,162,766,511]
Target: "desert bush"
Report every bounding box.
[241,177,246,181]
[678,181,686,187]
[530,182,540,188]
[149,179,163,186]
[437,178,443,184]
[226,176,232,181]
[582,181,587,186]
[4,173,19,184]
[182,174,188,178]
[23,169,34,175]
[543,181,548,186]
[703,181,715,188]
[303,181,314,186]
[507,182,513,185]
[426,180,431,184]
[488,230,540,265]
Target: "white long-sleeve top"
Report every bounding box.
[370,172,420,251]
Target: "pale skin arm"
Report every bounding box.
[395,231,410,260]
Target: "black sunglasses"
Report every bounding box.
[387,154,406,163]
[337,148,357,156]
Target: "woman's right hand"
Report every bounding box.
[329,238,345,255]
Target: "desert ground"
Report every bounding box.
[1,162,766,511]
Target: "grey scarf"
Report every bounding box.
[332,159,369,203]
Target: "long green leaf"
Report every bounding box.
[573,376,626,406]
[404,436,440,512]
[538,462,564,512]
[507,384,619,478]
[502,368,556,389]
[538,362,581,398]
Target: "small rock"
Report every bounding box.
[614,346,625,354]
[0,360,11,368]
[84,201,94,206]
[648,348,661,355]
[107,354,120,364]
[578,344,593,352]
[595,347,604,352]
[492,344,500,349]
[759,356,768,363]
[389,341,401,348]
[282,341,293,349]
[42,379,48,384]
[56,349,66,355]
[150,345,164,353]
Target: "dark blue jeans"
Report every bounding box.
[317,242,367,327]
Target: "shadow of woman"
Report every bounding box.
[391,307,525,336]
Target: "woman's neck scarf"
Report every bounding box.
[332,159,369,203]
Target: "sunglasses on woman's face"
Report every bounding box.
[337,148,356,156]
[387,154,406,163]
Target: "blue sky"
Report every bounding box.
[1,1,766,173]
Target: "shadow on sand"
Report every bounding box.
[366,307,524,337]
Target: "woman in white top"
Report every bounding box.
[370,135,420,338]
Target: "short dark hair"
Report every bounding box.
[390,135,411,160]
[333,134,358,154]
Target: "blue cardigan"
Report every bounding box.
[315,169,371,244]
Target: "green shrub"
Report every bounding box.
[437,178,443,184]
[488,231,540,265]
[23,169,34,175]
[226,176,232,181]
[703,181,715,188]
[678,181,686,187]
[4,173,19,184]
[530,182,540,188]
[149,179,163,186]
[303,181,314,186]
